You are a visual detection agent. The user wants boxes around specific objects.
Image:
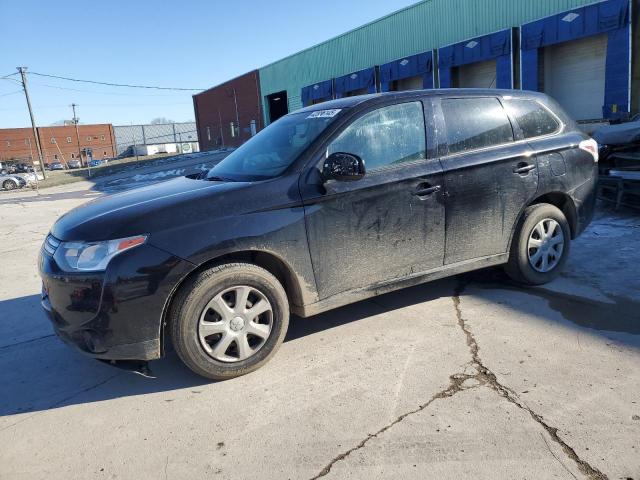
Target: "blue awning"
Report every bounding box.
[438,29,512,89]
[380,52,432,83]
[379,52,433,91]
[301,79,333,107]
[521,0,630,118]
[521,0,628,49]
[334,67,376,97]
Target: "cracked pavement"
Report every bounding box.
[0,181,639,479]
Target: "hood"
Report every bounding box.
[51,176,249,242]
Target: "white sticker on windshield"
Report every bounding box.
[307,109,341,119]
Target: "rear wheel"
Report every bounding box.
[3,180,15,191]
[506,203,571,285]
[169,262,289,380]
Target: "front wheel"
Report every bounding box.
[169,262,289,380]
[3,180,16,191]
[506,203,571,285]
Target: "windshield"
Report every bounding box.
[207,110,341,181]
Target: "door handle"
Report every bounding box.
[413,184,441,197]
[513,163,536,175]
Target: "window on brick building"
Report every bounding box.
[6,141,10,147]
[66,137,72,143]
[100,135,105,140]
[86,136,91,141]
[50,138,56,144]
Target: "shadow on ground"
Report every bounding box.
[1,268,638,424]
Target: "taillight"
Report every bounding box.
[579,138,599,163]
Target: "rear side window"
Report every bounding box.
[327,101,426,171]
[505,99,559,138]
[441,97,514,155]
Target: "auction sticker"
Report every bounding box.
[307,109,342,118]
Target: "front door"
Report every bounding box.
[437,96,539,264]
[300,100,445,299]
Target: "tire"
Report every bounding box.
[3,180,16,191]
[505,203,571,285]
[169,262,289,380]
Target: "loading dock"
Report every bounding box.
[521,0,631,120]
[379,52,434,92]
[438,29,513,89]
[334,68,377,98]
[301,79,334,107]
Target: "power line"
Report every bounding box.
[1,77,23,86]
[30,81,192,97]
[28,71,205,91]
[0,90,23,98]
[1,72,18,79]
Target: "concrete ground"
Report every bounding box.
[0,174,638,479]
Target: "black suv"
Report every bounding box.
[39,89,598,379]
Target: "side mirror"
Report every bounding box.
[322,152,366,182]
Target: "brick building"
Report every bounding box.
[0,124,116,166]
[193,70,263,150]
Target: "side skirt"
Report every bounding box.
[292,253,508,317]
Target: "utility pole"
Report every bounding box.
[217,108,225,149]
[17,67,46,179]
[71,103,91,177]
[232,87,240,144]
[71,103,82,164]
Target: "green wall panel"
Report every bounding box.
[258,0,604,122]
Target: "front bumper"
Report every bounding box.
[39,239,194,361]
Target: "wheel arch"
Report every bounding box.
[508,191,578,254]
[159,249,304,355]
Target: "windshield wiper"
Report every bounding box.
[206,175,234,182]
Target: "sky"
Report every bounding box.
[0,0,418,129]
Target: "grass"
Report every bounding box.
[33,153,178,189]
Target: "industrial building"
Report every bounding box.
[194,0,638,150]
[192,71,263,150]
[0,124,116,166]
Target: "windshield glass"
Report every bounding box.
[207,110,341,181]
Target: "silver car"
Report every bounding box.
[0,174,27,191]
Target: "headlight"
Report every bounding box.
[54,235,147,272]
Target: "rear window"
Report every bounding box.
[504,99,560,139]
[441,97,514,155]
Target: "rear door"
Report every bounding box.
[436,96,539,264]
[300,100,445,299]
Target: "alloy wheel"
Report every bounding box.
[198,285,273,362]
[527,218,564,273]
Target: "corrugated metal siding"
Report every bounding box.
[259,0,603,121]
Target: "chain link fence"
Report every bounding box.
[114,122,198,156]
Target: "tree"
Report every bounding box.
[150,117,175,125]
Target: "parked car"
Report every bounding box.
[16,163,34,173]
[88,159,104,167]
[49,162,65,171]
[39,89,598,380]
[1,173,27,190]
[14,172,42,186]
[68,159,82,169]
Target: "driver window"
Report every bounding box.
[327,101,426,171]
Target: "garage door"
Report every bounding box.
[456,59,497,88]
[396,75,425,91]
[543,34,607,121]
